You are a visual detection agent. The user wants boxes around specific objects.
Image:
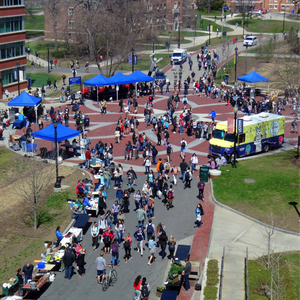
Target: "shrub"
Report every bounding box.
[204,286,218,299]
[204,259,219,300]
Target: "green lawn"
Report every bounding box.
[25,15,45,30]
[26,72,61,88]
[197,19,233,32]
[227,18,300,33]
[248,252,300,299]
[160,31,208,37]
[117,53,170,72]
[213,149,300,232]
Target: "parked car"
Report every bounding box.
[248,9,262,15]
[243,35,258,46]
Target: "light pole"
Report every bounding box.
[152,38,155,53]
[209,21,211,45]
[47,44,50,73]
[178,25,180,48]
[194,15,197,38]
[131,48,135,73]
[53,120,61,188]
[16,61,20,95]
[232,105,238,168]
[234,47,238,82]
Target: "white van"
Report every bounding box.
[171,48,187,64]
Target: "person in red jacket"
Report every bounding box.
[85,148,91,169]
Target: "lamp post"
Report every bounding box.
[194,15,197,38]
[234,47,238,83]
[232,105,238,168]
[16,61,20,95]
[209,21,211,45]
[178,25,180,48]
[152,38,155,53]
[53,120,61,188]
[131,48,135,73]
[47,44,50,73]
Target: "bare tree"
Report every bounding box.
[44,0,62,51]
[14,157,55,230]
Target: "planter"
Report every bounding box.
[156,290,163,298]
[209,169,221,179]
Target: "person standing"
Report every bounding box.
[141,277,151,300]
[95,252,111,284]
[134,226,145,256]
[191,153,198,171]
[63,248,75,280]
[197,178,205,200]
[168,235,176,262]
[123,233,132,263]
[111,238,120,268]
[147,236,157,266]
[182,258,192,291]
[77,248,85,277]
[158,231,168,260]
[166,142,173,162]
[22,263,34,284]
[180,159,188,182]
[180,139,187,159]
[91,221,99,251]
[136,206,147,230]
[85,148,91,169]
[119,98,124,113]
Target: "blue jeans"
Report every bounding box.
[65,119,69,127]
[65,265,72,279]
[180,125,183,134]
[152,155,157,165]
[112,252,119,266]
[113,212,118,224]
[148,207,154,218]
[114,176,120,187]
[21,141,27,152]
[85,159,90,168]
[145,166,150,174]
[117,231,123,244]
[161,245,166,259]
[192,163,196,170]
[24,275,32,284]
[105,179,110,189]
[182,171,186,181]
[107,221,113,228]
[138,220,144,231]
[184,274,190,290]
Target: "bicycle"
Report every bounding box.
[102,267,118,291]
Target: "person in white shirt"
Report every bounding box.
[180,139,187,159]
[191,153,198,171]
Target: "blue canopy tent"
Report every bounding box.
[237,71,270,83]
[33,123,81,142]
[8,91,42,124]
[33,123,81,159]
[83,74,108,103]
[126,70,155,83]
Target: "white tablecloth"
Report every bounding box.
[60,227,83,245]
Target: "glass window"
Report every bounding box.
[2,67,25,86]
[0,22,4,33]
[0,42,24,60]
[286,5,290,9]
[274,4,277,8]
[213,129,225,139]
[5,21,11,32]
[1,48,5,59]
[68,21,74,29]
[269,4,273,9]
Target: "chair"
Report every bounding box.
[27,143,37,152]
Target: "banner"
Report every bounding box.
[227,118,234,134]
[237,119,244,134]
[69,77,81,85]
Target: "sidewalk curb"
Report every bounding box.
[210,179,300,237]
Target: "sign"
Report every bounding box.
[197,14,201,19]
[200,20,203,24]
[128,55,138,65]
[27,77,32,89]
[69,76,81,86]
[223,6,229,9]
[227,118,234,134]
[237,119,244,134]
[270,120,280,136]
[14,70,18,81]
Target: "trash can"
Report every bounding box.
[200,165,209,183]
[40,147,47,159]
[222,32,227,37]
[2,284,11,296]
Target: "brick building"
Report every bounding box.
[44,0,183,42]
[227,0,299,13]
[0,0,27,99]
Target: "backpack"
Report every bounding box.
[159,163,164,171]
[103,234,110,244]
[199,182,205,190]
[168,190,173,199]
[185,172,190,181]
[167,145,172,154]
[152,148,158,156]
[112,243,118,253]
[124,240,130,249]
[147,224,154,234]
[141,284,149,297]
[181,142,186,148]
[166,163,170,171]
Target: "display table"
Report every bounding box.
[161,290,178,300]
[22,274,49,292]
[73,214,90,228]
[85,197,99,217]
[12,120,25,130]
[60,227,83,245]
[174,245,190,261]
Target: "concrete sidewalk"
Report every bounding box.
[208,201,300,300]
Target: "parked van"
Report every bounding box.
[243,35,258,46]
[171,48,187,64]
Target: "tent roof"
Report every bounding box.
[83,73,108,87]
[32,123,81,142]
[8,91,42,107]
[126,70,155,83]
[105,72,134,85]
[237,71,270,83]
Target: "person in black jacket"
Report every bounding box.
[77,248,85,277]
[63,248,75,279]
[158,231,168,260]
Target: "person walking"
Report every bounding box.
[136,206,147,230]
[147,236,157,266]
[182,258,192,291]
[168,235,176,262]
[95,252,111,284]
[123,233,132,263]
[197,178,205,200]
[111,238,120,268]
[180,139,187,158]
[91,221,99,251]
[166,142,173,162]
[180,159,188,181]
[141,277,151,300]
[134,226,145,256]
[133,275,142,300]
[158,231,168,260]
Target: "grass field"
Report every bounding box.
[227,18,300,33]
[213,149,300,232]
[26,72,61,88]
[248,252,300,299]
[25,15,45,30]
